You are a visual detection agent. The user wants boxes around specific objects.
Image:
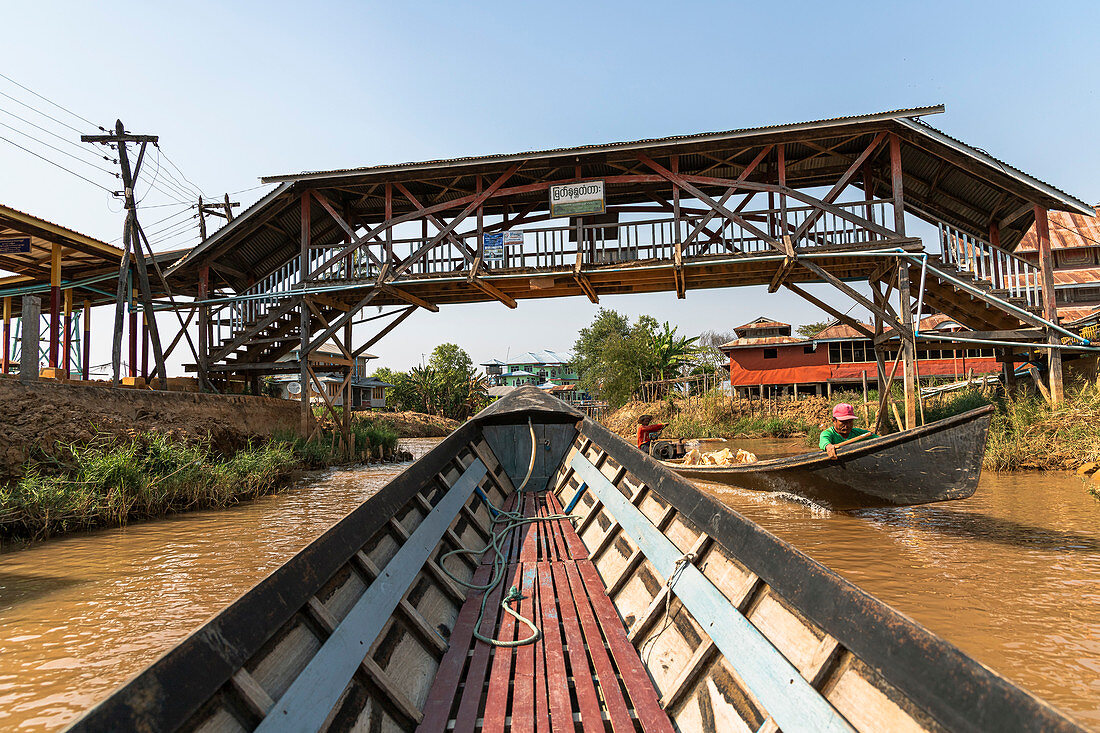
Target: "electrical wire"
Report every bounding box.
[156,143,208,198]
[0,88,89,136]
[0,105,116,162]
[0,119,120,177]
[0,132,116,194]
[146,145,200,201]
[0,71,105,130]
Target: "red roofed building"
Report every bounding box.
[1015,204,1100,323]
[720,315,1001,398]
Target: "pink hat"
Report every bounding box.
[832,403,857,421]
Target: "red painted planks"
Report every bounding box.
[550,563,604,732]
[417,565,490,732]
[577,560,675,733]
[563,561,635,733]
[451,559,510,731]
[520,494,541,563]
[549,491,589,560]
[538,563,574,733]
[481,560,523,733]
[511,563,539,732]
[530,563,551,733]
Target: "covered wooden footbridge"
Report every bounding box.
[166,105,1095,440]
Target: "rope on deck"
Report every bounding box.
[440,418,576,648]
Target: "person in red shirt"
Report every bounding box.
[636,415,666,453]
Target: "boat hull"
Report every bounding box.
[673,405,995,508]
[66,392,1080,733]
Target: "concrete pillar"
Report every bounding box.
[20,295,39,382]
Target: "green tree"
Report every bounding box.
[796,321,831,338]
[651,322,700,380]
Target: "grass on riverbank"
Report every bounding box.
[276,416,400,467]
[984,382,1100,471]
[0,432,299,540]
[0,413,407,541]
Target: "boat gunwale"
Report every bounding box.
[65,420,485,733]
[65,391,1080,733]
[575,409,1080,733]
[667,404,996,474]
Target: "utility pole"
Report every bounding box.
[196,194,239,240]
[82,120,168,388]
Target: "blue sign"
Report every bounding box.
[0,238,31,254]
[482,232,504,261]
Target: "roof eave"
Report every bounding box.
[893,118,1094,216]
[259,106,946,186]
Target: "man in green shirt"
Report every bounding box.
[819,403,877,459]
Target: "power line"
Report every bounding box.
[228,182,277,197]
[0,132,116,194]
[0,71,104,130]
[0,119,121,178]
[137,145,196,202]
[0,105,117,163]
[0,88,89,136]
[156,144,208,198]
[144,213,197,241]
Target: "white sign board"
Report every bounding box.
[550,180,605,218]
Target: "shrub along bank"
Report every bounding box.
[0,412,410,541]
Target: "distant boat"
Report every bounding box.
[68,393,1079,732]
[670,405,995,508]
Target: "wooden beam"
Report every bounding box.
[798,259,909,336]
[352,305,416,358]
[790,132,887,243]
[469,277,517,308]
[636,153,786,254]
[381,284,439,312]
[783,282,875,339]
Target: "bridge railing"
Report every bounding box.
[302,200,898,279]
[939,223,1042,307]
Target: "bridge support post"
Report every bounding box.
[197,266,210,390]
[1001,348,1017,395]
[1034,205,1063,405]
[897,263,917,429]
[300,192,313,437]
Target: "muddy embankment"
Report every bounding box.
[0,378,301,485]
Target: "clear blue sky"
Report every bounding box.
[2,1,1097,372]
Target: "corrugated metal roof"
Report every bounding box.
[1051,267,1100,286]
[719,336,806,349]
[261,106,947,184]
[1016,206,1100,252]
[733,317,790,331]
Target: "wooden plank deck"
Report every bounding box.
[417,491,673,733]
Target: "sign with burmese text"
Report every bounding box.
[0,238,31,254]
[550,180,605,218]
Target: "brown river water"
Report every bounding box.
[1,437,1098,730]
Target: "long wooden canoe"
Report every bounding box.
[67,389,1079,732]
[671,405,995,509]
